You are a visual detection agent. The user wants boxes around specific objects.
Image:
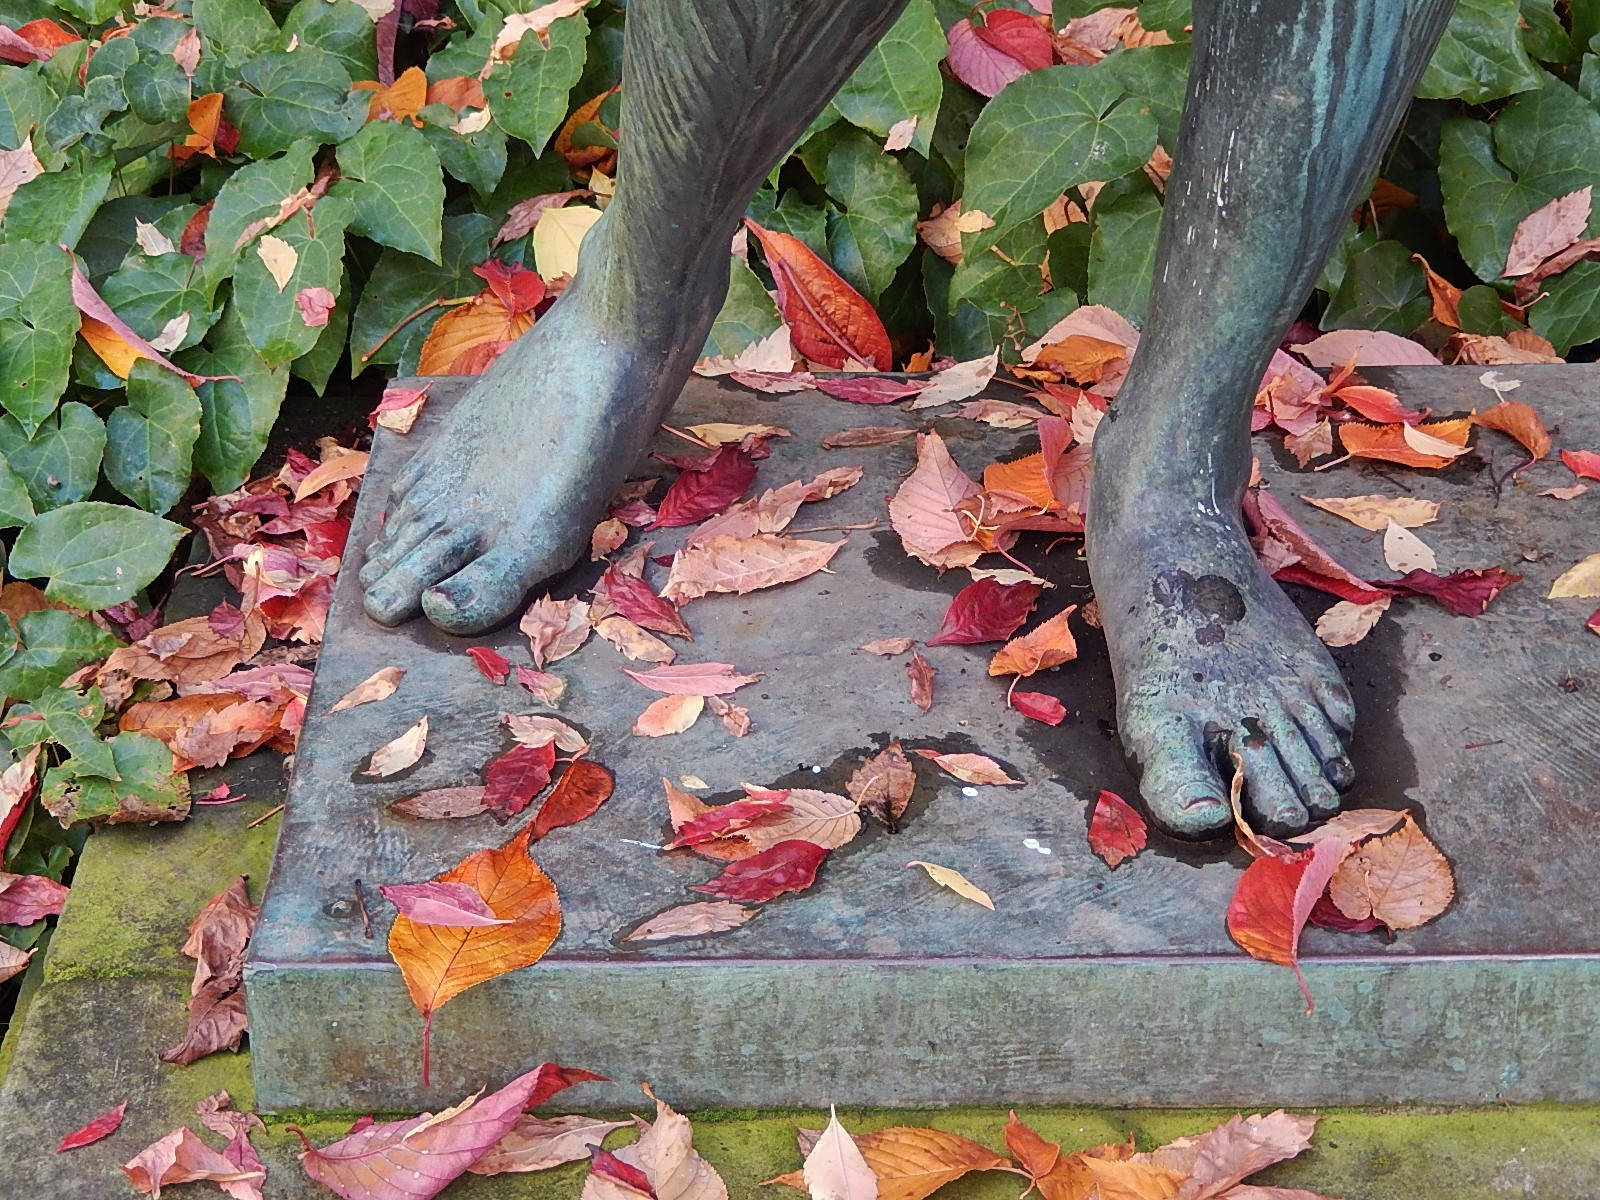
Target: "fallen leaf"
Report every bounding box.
[743,220,891,370]
[0,871,68,924]
[817,376,930,405]
[1387,566,1521,615]
[296,1065,564,1198]
[706,694,752,737]
[633,694,705,737]
[372,383,430,435]
[1338,419,1471,468]
[578,1089,727,1200]
[99,613,268,686]
[466,646,512,685]
[503,714,588,754]
[1327,814,1453,932]
[1471,400,1550,463]
[1314,597,1391,647]
[1226,840,1352,1011]
[0,745,43,861]
[1505,185,1592,276]
[623,662,761,696]
[159,876,257,1068]
[906,651,936,712]
[739,788,862,852]
[821,426,917,449]
[256,235,297,291]
[57,1102,128,1152]
[123,1128,262,1199]
[1292,329,1439,367]
[594,566,692,638]
[594,615,677,664]
[666,797,792,849]
[0,137,43,222]
[905,861,994,910]
[483,741,557,820]
[588,1146,657,1197]
[686,422,792,446]
[1009,690,1066,725]
[859,638,915,656]
[651,445,758,529]
[470,1115,633,1177]
[379,881,511,927]
[1246,490,1390,605]
[390,787,490,820]
[848,743,916,830]
[1299,494,1440,531]
[692,840,828,902]
[912,750,1022,786]
[1164,1110,1319,1199]
[786,1125,1010,1200]
[622,901,757,943]
[386,828,561,1082]
[362,716,429,777]
[888,433,984,569]
[530,760,613,840]
[1003,1114,1137,1200]
[295,286,336,328]
[330,667,404,712]
[905,349,1000,410]
[802,1109,878,1200]
[988,608,1078,677]
[1541,484,1588,500]
[928,579,1042,646]
[1088,790,1147,869]
[661,535,845,604]
[0,941,31,984]
[1381,521,1437,574]
[516,667,566,705]
[1561,449,1600,481]
[520,597,592,668]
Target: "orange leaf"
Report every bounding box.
[1032,334,1128,383]
[353,65,428,124]
[983,452,1056,511]
[743,218,891,370]
[178,92,226,158]
[386,824,561,1080]
[988,607,1078,677]
[417,294,535,375]
[425,74,487,111]
[1471,399,1550,462]
[1337,418,1471,469]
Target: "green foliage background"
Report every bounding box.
[0,0,1595,895]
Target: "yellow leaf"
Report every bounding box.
[1299,493,1440,531]
[328,666,404,712]
[532,204,603,279]
[256,235,297,291]
[1549,553,1600,598]
[905,861,994,910]
[361,715,428,777]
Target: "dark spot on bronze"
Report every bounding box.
[1195,621,1225,645]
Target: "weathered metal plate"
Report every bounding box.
[247,367,1600,1111]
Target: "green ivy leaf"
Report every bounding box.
[11,687,117,781]
[284,0,380,83]
[832,0,944,157]
[333,121,445,261]
[0,64,56,151]
[490,12,587,153]
[349,212,497,370]
[0,239,75,436]
[40,73,127,159]
[823,130,919,301]
[1519,0,1577,63]
[1439,78,1600,281]
[1417,0,1544,103]
[2,151,112,249]
[0,457,34,530]
[1529,259,1600,353]
[231,195,353,367]
[226,48,367,158]
[203,143,317,296]
[950,216,1049,314]
[10,501,185,610]
[964,66,1157,258]
[1321,240,1430,334]
[1100,42,1191,151]
[0,402,105,513]
[52,0,120,23]
[421,114,508,196]
[40,733,189,828]
[704,256,781,358]
[123,19,194,124]
[183,302,290,492]
[1088,187,1163,322]
[104,361,203,515]
[0,610,118,706]
[193,0,284,65]
[100,252,219,352]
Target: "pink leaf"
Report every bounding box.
[587,1146,658,1197]
[814,376,930,405]
[665,798,791,849]
[295,286,337,327]
[466,646,511,684]
[947,18,1031,97]
[57,1102,127,1152]
[621,662,761,696]
[296,1065,560,1200]
[927,578,1042,645]
[973,8,1054,70]
[650,445,758,528]
[1291,330,1439,367]
[1561,448,1600,481]
[1504,186,1592,276]
[378,881,511,927]
[0,871,68,924]
[123,1128,263,1199]
[1087,790,1147,868]
[691,840,829,902]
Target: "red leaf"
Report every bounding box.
[906,650,936,712]
[596,566,691,639]
[974,8,1054,70]
[1384,567,1521,617]
[523,1063,607,1111]
[691,840,829,902]
[1589,608,1600,637]
[483,742,557,821]
[815,377,929,405]
[1561,448,1600,481]
[650,445,757,529]
[1245,489,1391,605]
[666,798,791,849]
[180,202,212,259]
[531,760,615,839]
[1308,890,1383,934]
[1087,790,1147,868]
[588,1146,658,1197]
[927,578,1042,646]
[1226,839,1351,1011]
[466,645,511,684]
[1010,690,1066,725]
[57,1102,127,1152]
[473,259,546,316]
[743,219,892,370]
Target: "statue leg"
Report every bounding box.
[361,0,907,631]
[1087,0,1455,837]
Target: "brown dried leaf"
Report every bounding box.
[661,534,846,605]
[741,789,861,851]
[390,786,489,820]
[848,742,916,829]
[1326,814,1454,931]
[329,666,404,712]
[594,615,677,664]
[361,716,429,777]
[579,1090,728,1200]
[621,901,757,943]
[987,608,1078,677]
[1313,597,1391,648]
[888,432,984,568]
[471,1115,633,1176]
[1299,494,1440,532]
[520,596,592,668]
[705,694,751,737]
[913,750,1022,786]
[859,638,914,656]
[906,650,936,712]
[822,426,917,449]
[502,713,588,754]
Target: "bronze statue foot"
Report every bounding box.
[1088,507,1355,839]
[358,218,714,634]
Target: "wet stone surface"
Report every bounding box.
[247,367,1600,1112]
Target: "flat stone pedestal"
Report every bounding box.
[246,366,1600,1114]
